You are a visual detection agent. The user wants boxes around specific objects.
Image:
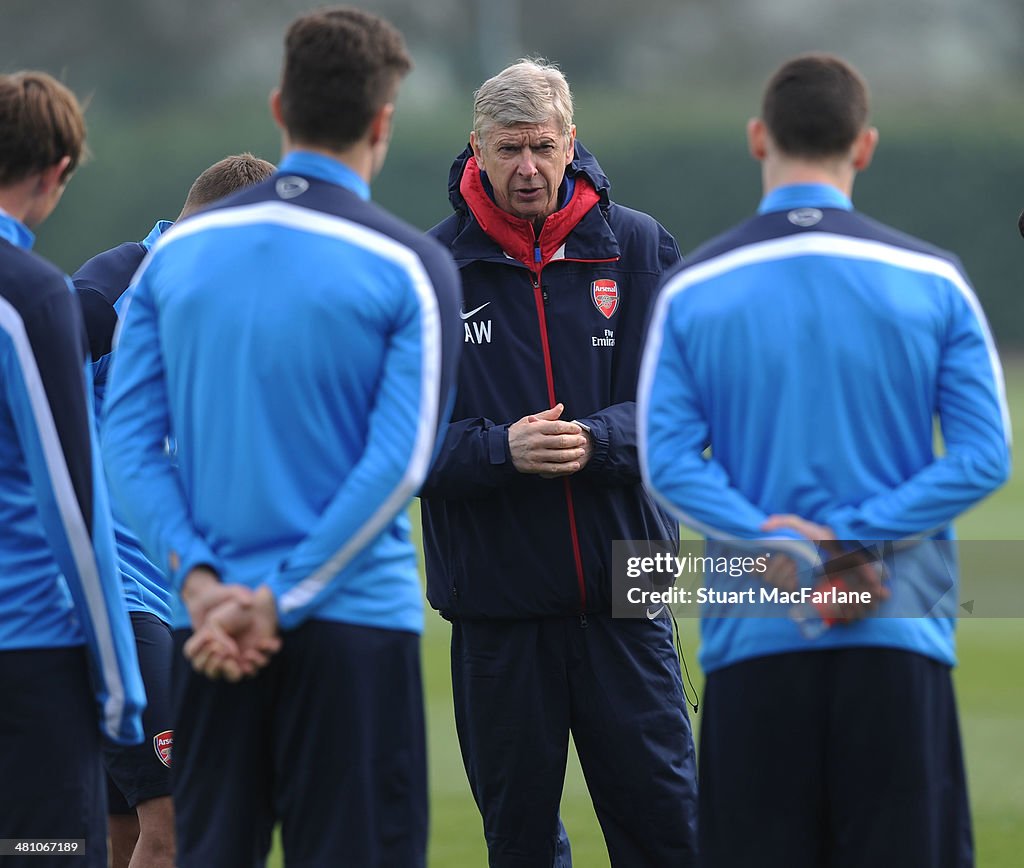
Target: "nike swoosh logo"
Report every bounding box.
[646,605,666,620]
[460,302,491,320]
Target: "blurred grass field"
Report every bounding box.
[274,358,1024,867]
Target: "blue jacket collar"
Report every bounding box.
[140,219,173,251]
[279,151,370,201]
[758,183,853,215]
[0,207,35,250]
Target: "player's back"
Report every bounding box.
[104,167,459,631]
[151,212,406,560]
[641,188,1010,673]
[664,206,1007,526]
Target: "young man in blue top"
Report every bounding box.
[639,53,1011,868]
[73,152,274,868]
[102,9,461,867]
[0,70,145,868]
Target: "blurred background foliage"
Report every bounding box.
[3,0,1023,342]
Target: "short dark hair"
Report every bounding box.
[279,7,412,152]
[0,71,87,187]
[179,153,276,218]
[762,53,870,159]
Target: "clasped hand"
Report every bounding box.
[508,403,592,478]
[180,567,282,681]
[759,514,891,624]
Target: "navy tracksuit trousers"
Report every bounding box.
[451,612,698,867]
[697,648,973,868]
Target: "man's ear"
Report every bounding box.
[565,124,576,165]
[38,156,72,193]
[747,118,768,162]
[470,130,482,161]
[852,126,879,172]
[368,102,395,148]
[269,88,285,130]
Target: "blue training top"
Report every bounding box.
[638,183,1011,673]
[74,220,175,624]
[0,208,145,744]
[102,151,462,633]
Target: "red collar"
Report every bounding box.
[459,156,601,271]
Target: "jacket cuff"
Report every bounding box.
[171,539,224,593]
[761,533,823,571]
[821,506,860,542]
[574,416,609,472]
[264,574,299,631]
[488,423,511,465]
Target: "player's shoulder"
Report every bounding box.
[0,244,85,372]
[299,188,460,296]
[72,242,146,362]
[154,175,459,306]
[366,205,461,303]
[676,213,783,272]
[0,240,73,318]
[806,209,971,294]
[71,242,147,302]
[352,196,454,264]
[201,174,455,275]
[676,207,964,279]
[842,210,964,270]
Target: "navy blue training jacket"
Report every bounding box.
[421,142,679,619]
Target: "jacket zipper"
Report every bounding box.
[530,244,588,614]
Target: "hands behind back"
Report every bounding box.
[760,514,891,622]
[181,567,281,681]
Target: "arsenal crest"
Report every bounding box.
[591,279,619,319]
[153,730,173,768]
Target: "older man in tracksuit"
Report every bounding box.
[420,59,698,867]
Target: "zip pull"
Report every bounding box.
[579,613,588,628]
[531,270,548,304]
[532,241,543,292]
